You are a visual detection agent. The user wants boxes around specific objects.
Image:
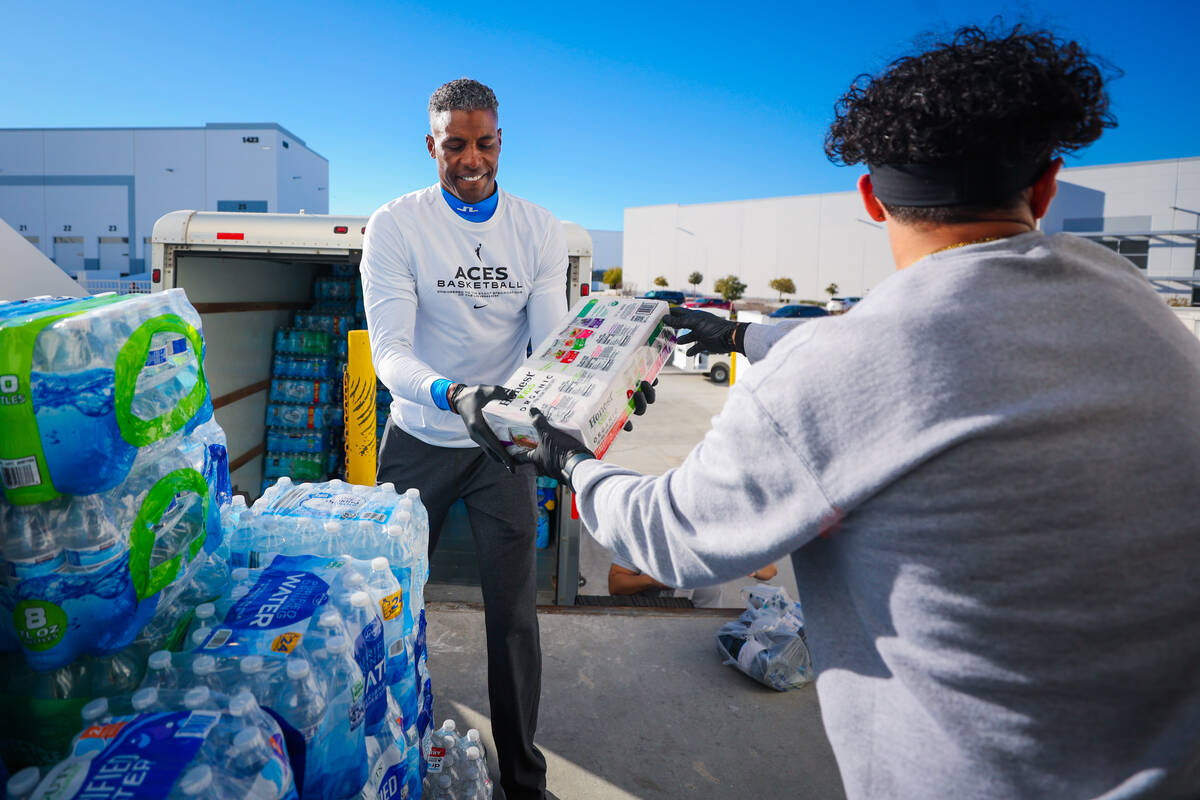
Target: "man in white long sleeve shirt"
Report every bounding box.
[517,27,1200,800]
[360,78,565,800]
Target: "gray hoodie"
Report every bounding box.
[574,232,1200,799]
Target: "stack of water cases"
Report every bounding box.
[264,264,366,493]
[0,291,232,770]
[220,477,434,799]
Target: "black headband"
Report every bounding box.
[868,159,1050,207]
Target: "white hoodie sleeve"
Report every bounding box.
[526,218,569,346]
[360,207,442,408]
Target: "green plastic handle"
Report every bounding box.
[128,467,210,600]
[114,314,208,447]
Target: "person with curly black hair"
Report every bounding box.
[518,24,1200,799]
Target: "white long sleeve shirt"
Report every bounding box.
[360,185,568,447]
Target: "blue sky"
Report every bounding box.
[3,0,1196,230]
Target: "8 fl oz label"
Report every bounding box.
[14,599,68,651]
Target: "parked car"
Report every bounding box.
[683,296,733,310]
[639,290,686,305]
[769,304,829,319]
[826,296,862,313]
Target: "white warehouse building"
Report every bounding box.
[624,156,1200,304]
[0,123,328,276]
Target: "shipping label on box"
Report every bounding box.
[485,297,676,457]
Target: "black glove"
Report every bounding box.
[664,307,749,356]
[624,379,658,432]
[516,407,596,486]
[448,383,518,472]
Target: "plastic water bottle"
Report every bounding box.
[352,520,379,560]
[5,766,40,800]
[273,658,327,785]
[226,725,289,799]
[2,502,64,584]
[434,720,459,757]
[458,746,488,798]
[144,650,180,690]
[63,494,126,569]
[168,763,215,799]
[80,696,110,725]
[192,654,220,689]
[321,520,346,558]
[189,602,217,647]
[238,655,271,702]
[229,516,255,570]
[89,648,141,695]
[315,634,369,798]
[131,686,161,713]
[460,728,488,781]
[430,774,454,800]
[184,685,217,711]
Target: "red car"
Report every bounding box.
[682,296,732,310]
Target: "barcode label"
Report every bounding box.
[0,457,41,490]
[177,710,221,738]
[204,628,232,649]
[636,302,655,316]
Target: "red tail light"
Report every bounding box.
[580,284,590,297]
[152,268,161,282]
[216,232,244,240]
[333,226,348,234]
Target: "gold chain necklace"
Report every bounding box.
[929,235,1002,255]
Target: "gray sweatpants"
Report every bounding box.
[377,421,546,800]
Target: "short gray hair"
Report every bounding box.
[428,78,499,114]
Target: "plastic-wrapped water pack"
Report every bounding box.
[192,549,425,799]
[716,585,814,692]
[0,290,212,505]
[20,686,298,800]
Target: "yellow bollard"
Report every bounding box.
[729,308,737,385]
[344,329,377,486]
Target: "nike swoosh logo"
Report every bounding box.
[474,304,487,309]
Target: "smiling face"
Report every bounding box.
[426,109,501,205]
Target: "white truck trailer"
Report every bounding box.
[149,210,592,604]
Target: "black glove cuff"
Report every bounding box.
[732,322,749,354]
[562,451,596,486]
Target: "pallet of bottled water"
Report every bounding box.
[424,719,494,800]
[6,683,299,800]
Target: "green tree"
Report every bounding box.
[688,271,703,296]
[825,282,840,298]
[653,275,669,287]
[713,274,747,303]
[603,267,623,289]
[769,277,796,302]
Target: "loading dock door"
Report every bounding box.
[53,236,85,273]
[99,237,129,270]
